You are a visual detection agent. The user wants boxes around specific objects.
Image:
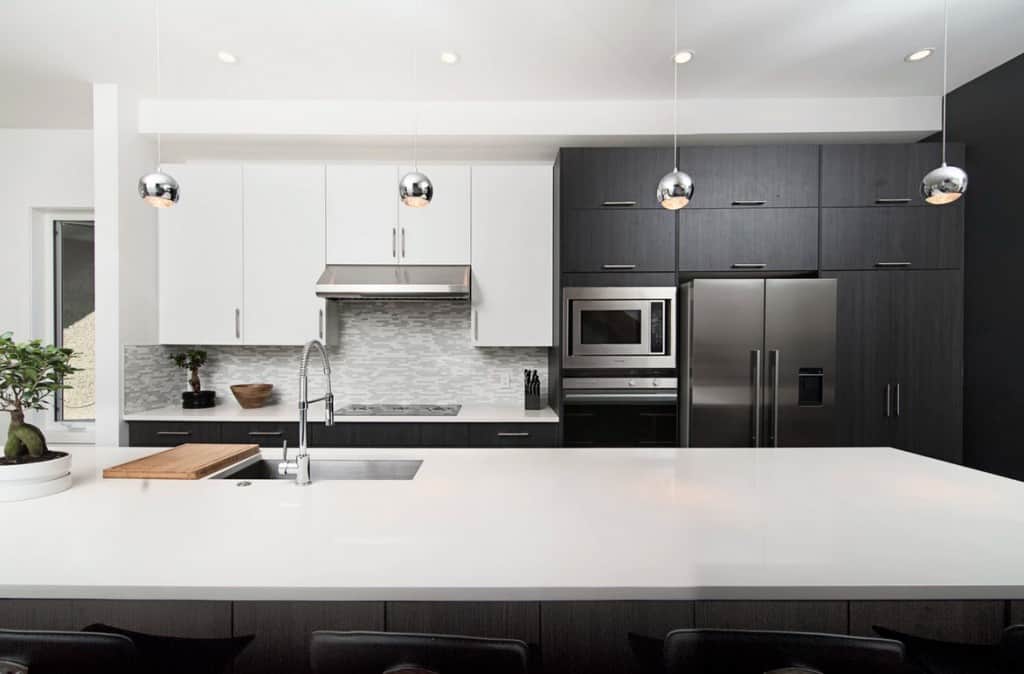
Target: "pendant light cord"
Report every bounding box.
[672,0,679,169]
[941,0,949,164]
[413,35,419,170]
[154,0,162,165]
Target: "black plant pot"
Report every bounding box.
[182,390,216,409]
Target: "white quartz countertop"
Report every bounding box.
[122,403,558,423]
[7,445,1024,601]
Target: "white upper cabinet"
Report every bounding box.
[158,163,244,345]
[326,164,399,264]
[471,164,553,346]
[243,164,326,345]
[398,164,471,265]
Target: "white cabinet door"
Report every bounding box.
[158,164,244,345]
[398,164,471,265]
[243,164,326,345]
[471,164,553,346]
[326,164,399,264]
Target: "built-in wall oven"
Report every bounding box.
[561,287,678,447]
[562,287,676,370]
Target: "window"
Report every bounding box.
[53,220,95,422]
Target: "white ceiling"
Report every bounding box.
[1,0,1022,130]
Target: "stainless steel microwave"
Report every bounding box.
[562,287,676,369]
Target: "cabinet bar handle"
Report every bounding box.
[497,432,530,438]
[392,227,397,259]
[732,200,766,206]
[318,309,324,340]
[473,310,479,341]
[885,384,892,418]
[875,198,912,204]
[156,431,191,437]
[401,227,406,258]
[894,383,901,417]
[875,261,912,268]
[602,264,637,270]
[601,201,636,207]
[235,308,241,339]
[248,431,283,437]
[732,263,767,269]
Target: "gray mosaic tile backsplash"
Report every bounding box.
[123,301,549,413]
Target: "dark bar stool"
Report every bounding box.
[663,628,906,674]
[310,631,530,674]
[873,623,1024,674]
[82,623,254,674]
[0,628,136,674]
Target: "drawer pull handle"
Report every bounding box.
[875,197,911,204]
[875,261,912,267]
[732,263,767,269]
[497,432,530,438]
[732,200,766,206]
[155,431,191,437]
[602,264,637,270]
[248,431,284,437]
[601,201,636,207]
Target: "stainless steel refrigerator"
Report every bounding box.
[679,279,837,447]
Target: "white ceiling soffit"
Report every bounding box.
[2,0,1023,130]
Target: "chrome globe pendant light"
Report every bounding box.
[138,0,179,208]
[656,0,694,210]
[921,0,967,205]
[399,38,433,208]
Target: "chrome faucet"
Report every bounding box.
[279,339,334,485]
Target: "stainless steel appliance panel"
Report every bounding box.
[562,286,676,369]
[764,279,837,447]
[686,279,765,447]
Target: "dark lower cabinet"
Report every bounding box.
[387,602,539,643]
[469,423,559,447]
[678,208,818,272]
[0,599,231,637]
[310,422,420,447]
[562,210,676,273]
[821,206,963,270]
[221,422,299,448]
[232,602,385,674]
[540,601,694,674]
[694,601,848,634]
[1011,602,1024,624]
[848,601,1007,643]
[127,421,221,447]
[419,423,471,447]
[563,404,676,447]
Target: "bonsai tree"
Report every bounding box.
[1,332,78,460]
[171,349,208,394]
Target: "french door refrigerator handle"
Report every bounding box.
[753,349,763,447]
[894,383,901,417]
[769,349,781,447]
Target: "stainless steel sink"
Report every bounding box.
[215,459,422,481]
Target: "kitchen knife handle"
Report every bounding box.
[885,384,892,418]
[753,349,763,448]
[769,349,781,447]
[875,197,912,204]
[894,382,901,417]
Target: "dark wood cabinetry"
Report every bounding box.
[127,421,221,447]
[562,209,676,273]
[821,206,963,270]
[469,423,559,447]
[678,208,818,272]
[676,144,819,208]
[826,270,963,462]
[387,602,539,644]
[221,422,299,448]
[560,147,674,209]
[694,601,848,634]
[821,143,964,207]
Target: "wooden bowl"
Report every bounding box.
[230,384,274,409]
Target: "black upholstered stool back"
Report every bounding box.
[0,628,136,674]
[663,628,905,674]
[310,631,529,674]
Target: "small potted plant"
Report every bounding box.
[1,332,78,501]
[171,349,215,409]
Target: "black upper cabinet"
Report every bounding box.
[676,145,819,208]
[678,208,818,272]
[562,209,676,273]
[821,206,963,270]
[560,147,674,209]
[821,143,965,207]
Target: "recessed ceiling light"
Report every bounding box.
[440,51,460,65]
[673,50,694,65]
[905,48,934,62]
[217,50,238,64]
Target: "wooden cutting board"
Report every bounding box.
[103,443,260,480]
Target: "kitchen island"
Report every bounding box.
[4,445,1024,673]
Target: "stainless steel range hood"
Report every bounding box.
[315,265,471,300]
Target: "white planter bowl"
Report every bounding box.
[0,452,72,502]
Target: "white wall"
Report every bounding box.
[92,83,158,446]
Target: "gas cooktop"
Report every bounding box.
[335,404,462,417]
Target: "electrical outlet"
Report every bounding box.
[501,371,513,389]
